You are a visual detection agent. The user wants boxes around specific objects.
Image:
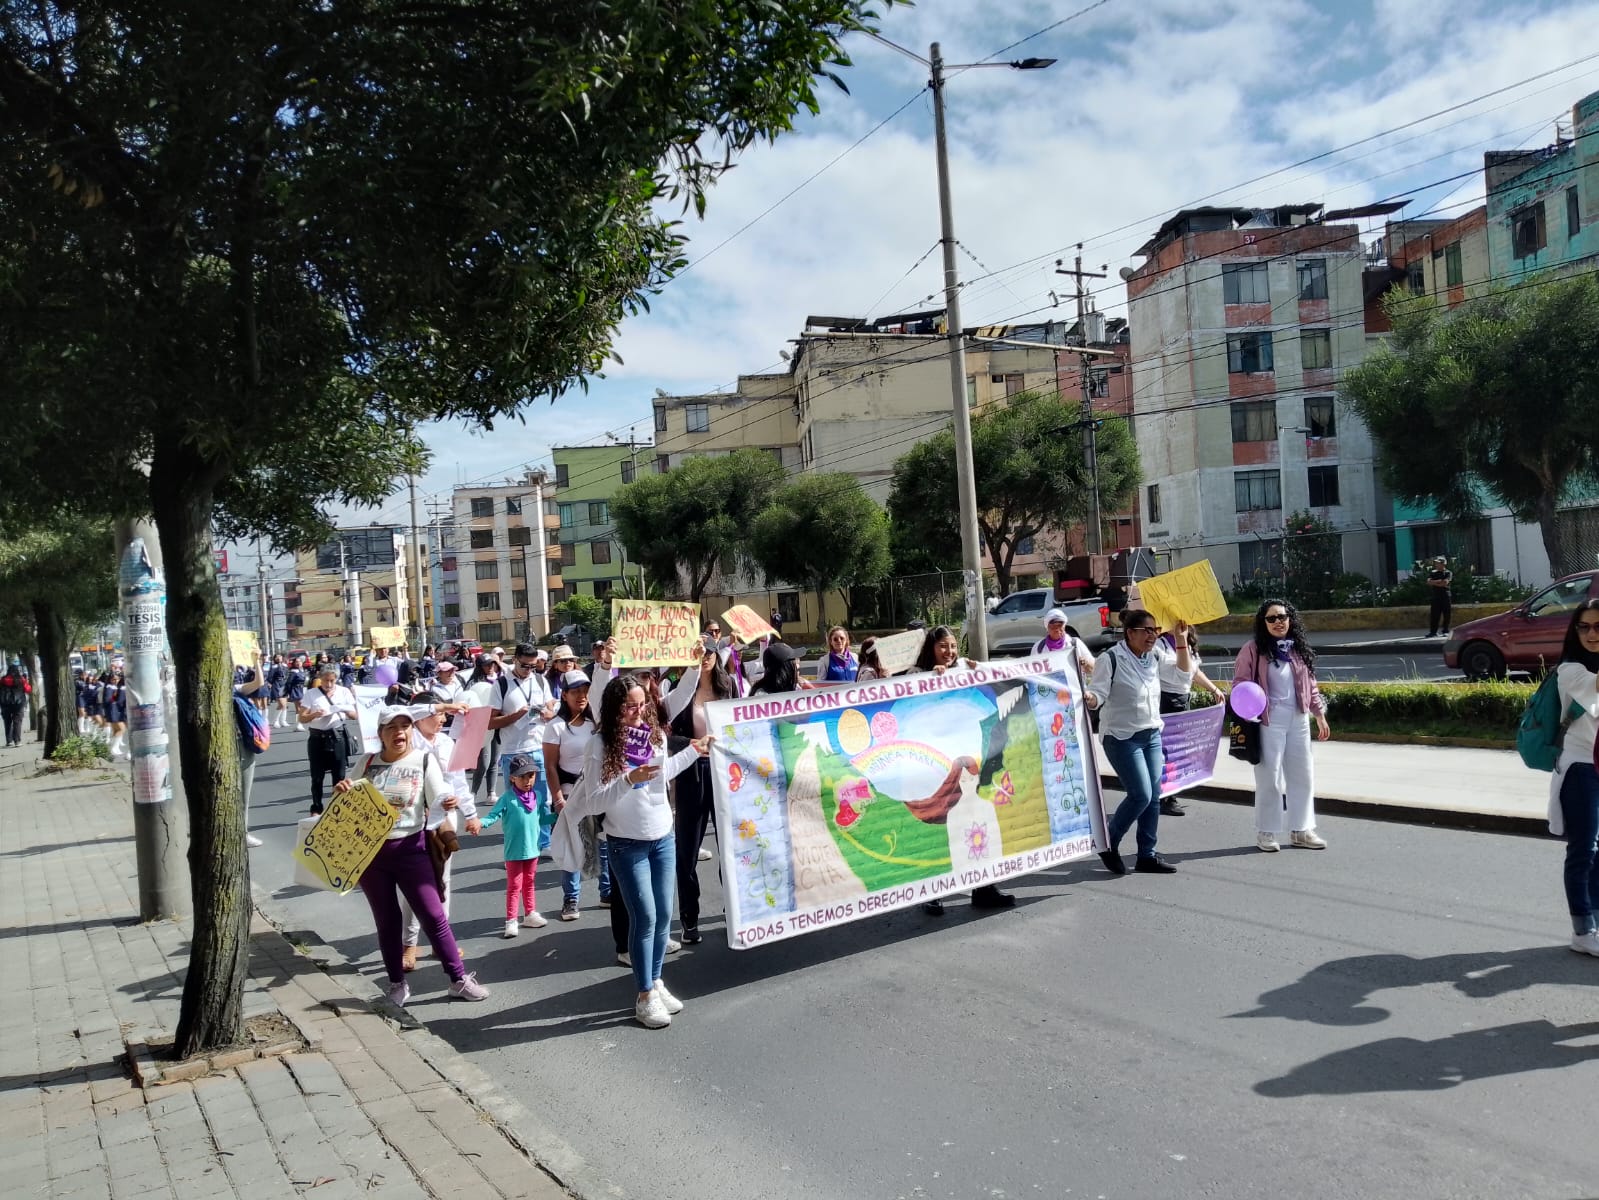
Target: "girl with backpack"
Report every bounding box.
[1551,600,1599,957]
[102,668,129,760]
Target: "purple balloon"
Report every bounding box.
[1230,680,1267,722]
[373,660,399,687]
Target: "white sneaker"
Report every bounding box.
[522,910,547,929]
[653,982,684,1014]
[448,973,490,1001]
[666,938,682,954]
[635,992,672,1028]
[1571,931,1599,957]
[502,919,520,938]
[1256,832,1280,853]
[245,834,263,848]
[616,951,631,968]
[387,979,411,1008]
[697,847,713,861]
[1291,829,1327,850]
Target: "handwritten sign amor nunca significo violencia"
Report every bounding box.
[611,599,703,668]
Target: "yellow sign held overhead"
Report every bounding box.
[611,599,703,668]
[291,779,396,894]
[227,629,260,665]
[369,625,406,650]
[722,605,779,643]
[1136,561,1229,630]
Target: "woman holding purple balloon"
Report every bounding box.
[1230,600,1329,853]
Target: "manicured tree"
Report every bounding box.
[750,474,891,634]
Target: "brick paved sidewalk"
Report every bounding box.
[0,747,575,1200]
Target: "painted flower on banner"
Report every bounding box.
[756,756,776,779]
[965,822,990,860]
[737,818,758,840]
[728,763,744,792]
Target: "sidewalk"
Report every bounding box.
[0,741,580,1200]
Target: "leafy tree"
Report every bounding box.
[0,516,117,756]
[0,0,891,1055]
[1345,275,1599,574]
[553,594,611,640]
[612,450,788,600]
[750,473,891,634]
[1282,509,1342,609]
[887,394,1141,595]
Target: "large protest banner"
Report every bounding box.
[705,651,1106,948]
[611,599,702,668]
[1158,704,1226,796]
[1137,561,1228,630]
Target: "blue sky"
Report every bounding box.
[266,0,1599,564]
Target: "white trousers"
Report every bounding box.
[1253,706,1315,834]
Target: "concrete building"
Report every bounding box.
[1485,90,1599,282]
[1385,207,1491,310]
[285,527,413,650]
[1126,204,1385,589]
[219,573,289,652]
[550,443,649,601]
[448,476,561,646]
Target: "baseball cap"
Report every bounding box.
[506,752,538,778]
[561,670,591,690]
[1045,608,1068,625]
[376,705,416,727]
[435,659,457,673]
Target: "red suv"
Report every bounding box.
[1444,570,1599,679]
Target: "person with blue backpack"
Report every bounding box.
[232,646,270,847]
[1548,600,1599,958]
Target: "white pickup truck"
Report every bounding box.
[966,588,1114,657]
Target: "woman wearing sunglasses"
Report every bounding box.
[1231,599,1329,853]
[1550,600,1599,957]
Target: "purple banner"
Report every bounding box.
[1159,704,1226,797]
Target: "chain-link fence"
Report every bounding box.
[1551,504,1599,579]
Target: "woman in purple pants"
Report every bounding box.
[334,706,490,1008]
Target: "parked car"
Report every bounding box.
[545,624,596,656]
[966,588,1114,656]
[1444,569,1599,679]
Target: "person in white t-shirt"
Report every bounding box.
[489,641,558,834]
[545,671,604,921]
[297,666,357,815]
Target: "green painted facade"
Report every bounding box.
[550,444,642,598]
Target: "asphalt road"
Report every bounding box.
[248,731,1598,1200]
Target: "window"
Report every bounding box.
[1412,520,1494,575]
[1526,575,1593,618]
[1146,484,1162,525]
[656,454,670,474]
[1237,538,1283,582]
[444,602,460,619]
[1569,187,1581,238]
[590,540,612,565]
[511,589,528,611]
[621,459,635,484]
[469,529,493,549]
[654,405,667,432]
[549,591,564,612]
[442,579,459,596]
[477,591,500,611]
[1304,396,1336,439]
[474,560,498,580]
[442,556,456,572]
[1088,370,1109,398]
[470,497,493,518]
[560,543,576,567]
[477,622,503,643]
[546,525,559,545]
[588,501,608,525]
[1230,400,1277,443]
[1234,469,1281,512]
[777,592,801,623]
[1444,242,1463,288]
[1227,332,1274,374]
[1307,465,1340,507]
[1013,535,1035,556]
[1300,329,1331,370]
[1406,260,1425,295]
[558,502,576,527]
[1004,373,1025,397]
[993,591,1048,615]
[1296,259,1327,301]
[509,558,525,579]
[1512,201,1546,259]
[686,404,710,433]
[508,526,531,547]
[966,376,977,406]
[1222,262,1269,304]
[505,497,522,516]
[555,463,569,488]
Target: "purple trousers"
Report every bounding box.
[359,831,465,984]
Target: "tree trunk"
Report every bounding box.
[31,599,71,758]
[152,449,250,1058]
[1534,492,1567,577]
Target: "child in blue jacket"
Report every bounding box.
[478,753,556,937]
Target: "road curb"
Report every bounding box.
[1103,773,1548,837]
[251,883,625,1200]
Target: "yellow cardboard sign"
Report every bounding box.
[611,599,703,668]
[722,605,779,643]
[1137,561,1229,630]
[291,779,397,894]
[227,629,260,665]
[369,625,406,650]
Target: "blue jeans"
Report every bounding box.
[1102,726,1165,860]
[608,833,676,993]
[561,837,611,903]
[1560,763,1599,935]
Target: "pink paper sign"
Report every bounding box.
[447,704,492,773]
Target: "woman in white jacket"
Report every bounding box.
[565,674,712,1028]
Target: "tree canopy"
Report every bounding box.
[750,473,890,632]
[0,0,896,1055]
[1344,275,1599,574]
[887,394,1141,595]
[612,450,788,600]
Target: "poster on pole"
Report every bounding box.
[1157,704,1227,796]
[705,651,1106,949]
[869,628,927,677]
[610,599,703,668]
[722,605,779,643]
[227,629,260,666]
[446,704,492,773]
[291,779,397,893]
[118,535,172,805]
[1137,561,1229,630]
[369,625,406,650]
[351,684,389,754]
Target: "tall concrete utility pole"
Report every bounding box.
[1057,247,1109,554]
[340,538,364,649]
[527,469,551,640]
[255,540,272,654]
[866,32,1055,659]
[116,517,190,921]
[407,475,426,649]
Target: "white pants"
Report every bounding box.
[1253,706,1315,834]
[402,852,453,947]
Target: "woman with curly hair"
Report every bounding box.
[1231,599,1329,853]
[564,674,712,1028]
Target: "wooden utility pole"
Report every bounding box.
[1056,245,1109,554]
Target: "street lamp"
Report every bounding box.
[865,33,1056,659]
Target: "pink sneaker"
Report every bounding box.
[448,972,490,1002]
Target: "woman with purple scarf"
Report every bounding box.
[815,626,859,683]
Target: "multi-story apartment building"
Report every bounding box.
[218,573,289,651]
[1485,89,1598,282]
[550,443,647,601]
[285,526,413,650]
[448,476,561,646]
[1126,204,1385,589]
